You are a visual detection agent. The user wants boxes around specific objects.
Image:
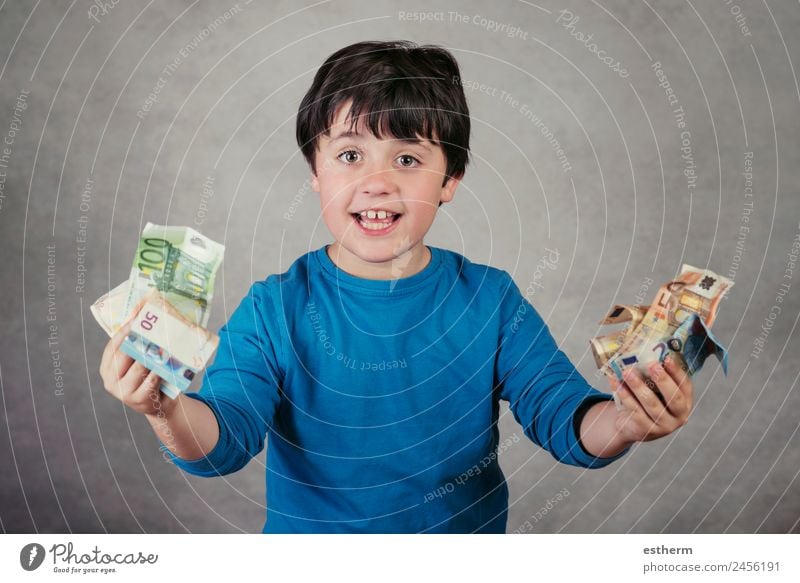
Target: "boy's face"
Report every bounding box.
[311,100,460,280]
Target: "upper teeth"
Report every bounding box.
[359,210,395,220]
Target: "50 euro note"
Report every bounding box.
[119,289,219,399]
[91,280,218,399]
[590,264,733,407]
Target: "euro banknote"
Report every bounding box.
[124,222,224,327]
[591,264,733,404]
[90,279,129,336]
[119,289,219,397]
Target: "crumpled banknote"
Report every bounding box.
[591,264,733,406]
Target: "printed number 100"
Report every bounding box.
[137,238,168,274]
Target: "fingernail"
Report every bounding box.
[665,355,673,366]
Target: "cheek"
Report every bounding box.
[399,208,436,235]
[410,174,446,203]
[318,178,349,211]
[406,172,439,190]
[322,206,348,228]
[405,198,439,219]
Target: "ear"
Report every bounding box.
[439,174,461,204]
[311,171,320,193]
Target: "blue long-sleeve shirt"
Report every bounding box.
[161,244,629,533]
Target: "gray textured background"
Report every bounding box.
[1,0,798,534]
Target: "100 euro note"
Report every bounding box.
[125,222,224,327]
[120,289,220,399]
[591,264,733,407]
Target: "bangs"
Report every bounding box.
[328,81,445,146]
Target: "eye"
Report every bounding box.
[337,150,361,164]
[397,154,421,168]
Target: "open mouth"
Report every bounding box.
[351,212,402,234]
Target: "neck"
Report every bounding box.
[326,242,431,280]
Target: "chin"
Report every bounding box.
[336,241,401,262]
[352,245,401,262]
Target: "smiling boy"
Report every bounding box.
[100,40,693,533]
[310,99,450,281]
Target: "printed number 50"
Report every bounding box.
[140,311,159,331]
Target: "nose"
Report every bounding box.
[357,160,398,196]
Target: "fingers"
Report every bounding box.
[100,298,146,371]
[98,298,165,414]
[99,326,131,383]
[127,367,161,399]
[665,355,693,404]
[127,367,163,411]
[621,367,675,427]
[122,360,150,387]
[615,377,642,413]
[100,317,133,370]
[106,355,161,405]
[140,370,161,392]
[103,356,137,401]
[649,360,690,420]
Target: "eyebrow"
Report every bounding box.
[329,130,432,152]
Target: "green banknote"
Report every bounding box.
[124,223,225,327]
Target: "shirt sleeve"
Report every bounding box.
[494,270,630,469]
[159,280,285,477]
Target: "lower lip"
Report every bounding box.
[352,214,402,236]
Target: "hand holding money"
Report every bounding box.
[98,297,176,417]
[120,289,220,398]
[93,223,224,400]
[610,354,694,445]
[576,350,695,457]
[590,264,733,408]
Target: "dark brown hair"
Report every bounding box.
[296,40,471,187]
